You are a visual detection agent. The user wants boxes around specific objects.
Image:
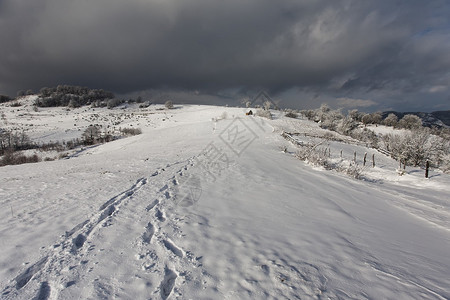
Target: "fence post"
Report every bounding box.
[425,160,430,178]
[354,151,356,163]
[363,152,367,166]
[372,154,375,168]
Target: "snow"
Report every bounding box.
[1,101,449,299]
[366,124,408,136]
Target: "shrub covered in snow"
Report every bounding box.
[120,127,142,136]
[0,130,34,155]
[381,128,448,167]
[285,110,298,118]
[256,109,272,119]
[165,100,174,109]
[383,113,398,127]
[397,114,422,130]
[294,140,366,179]
[0,150,40,167]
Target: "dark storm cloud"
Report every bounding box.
[0,0,449,111]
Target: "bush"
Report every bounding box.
[0,95,11,103]
[442,154,450,174]
[107,98,123,109]
[337,116,358,135]
[294,141,366,179]
[0,150,40,167]
[120,127,142,136]
[256,108,272,119]
[9,101,22,107]
[348,109,363,122]
[345,162,365,179]
[297,146,330,168]
[165,100,174,109]
[68,99,81,108]
[300,109,316,120]
[285,111,298,118]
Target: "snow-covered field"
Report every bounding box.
[1,100,449,299]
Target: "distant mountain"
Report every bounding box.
[382,110,450,128]
[432,111,450,127]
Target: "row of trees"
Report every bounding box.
[381,129,448,168]
[0,129,34,155]
[301,105,424,131]
[36,85,115,107]
[0,95,11,103]
[0,129,40,166]
[300,105,450,170]
[0,125,142,167]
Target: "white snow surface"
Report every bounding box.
[0,102,449,299]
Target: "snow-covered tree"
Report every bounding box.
[381,128,446,167]
[263,100,272,111]
[320,108,343,131]
[255,108,272,119]
[338,116,359,135]
[361,114,372,126]
[348,109,363,122]
[397,114,422,129]
[383,113,398,127]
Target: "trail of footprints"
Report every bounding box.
[1,176,148,299]
[135,160,203,299]
[2,159,202,300]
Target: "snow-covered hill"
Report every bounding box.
[1,102,449,299]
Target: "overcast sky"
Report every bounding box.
[1,0,449,112]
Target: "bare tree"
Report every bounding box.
[82,125,101,145]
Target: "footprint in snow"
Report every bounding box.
[160,267,177,300]
[155,209,166,222]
